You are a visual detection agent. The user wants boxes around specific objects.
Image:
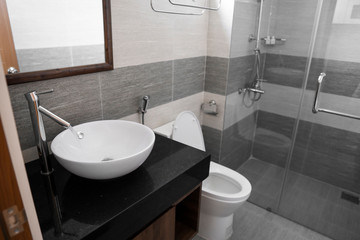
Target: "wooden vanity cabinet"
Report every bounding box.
[133,184,202,240]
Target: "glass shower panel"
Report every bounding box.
[279,1,360,240]
[237,0,319,211]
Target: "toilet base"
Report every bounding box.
[198,212,234,240]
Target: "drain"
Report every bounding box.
[102,157,114,162]
[341,191,359,205]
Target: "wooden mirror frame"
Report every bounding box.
[4,0,113,85]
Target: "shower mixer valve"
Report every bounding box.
[239,78,266,95]
[238,78,265,102]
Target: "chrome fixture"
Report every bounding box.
[37,106,70,128]
[150,0,221,15]
[239,86,265,95]
[201,100,218,115]
[312,72,360,120]
[239,0,266,103]
[248,34,286,44]
[150,0,204,15]
[7,67,18,74]
[168,0,221,11]
[25,89,73,236]
[139,95,150,125]
[239,48,265,101]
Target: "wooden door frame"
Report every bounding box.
[0,57,42,239]
[0,0,19,74]
[0,117,32,239]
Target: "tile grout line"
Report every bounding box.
[171,60,175,101]
[98,73,104,120]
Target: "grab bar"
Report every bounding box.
[150,0,205,15]
[312,72,360,120]
[168,0,221,11]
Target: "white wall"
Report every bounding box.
[111,0,210,68]
[207,0,235,58]
[6,0,104,49]
[230,0,259,58]
[264,0,360,63]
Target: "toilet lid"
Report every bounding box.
[172,111,206,151]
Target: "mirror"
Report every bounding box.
[2,0,112,85]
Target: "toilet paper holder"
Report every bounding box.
[201,100,218,115]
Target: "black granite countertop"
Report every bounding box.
[26,134,210,240]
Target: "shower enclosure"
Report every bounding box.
[228,0,360,239]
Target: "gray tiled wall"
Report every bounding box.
[291,120,360,193]
[254,110,360,194]
[203,54,257,170]
[220,113,256,170]
[264,53,360,98]
[100,61,173,119]
[253,111,295,167]
[263,53,306,89]
[201,112,256,170]
[9,56,205,150]
[227,55,255,94]
[202,125,222,163]
[204,57,228,95]
[307,58,360,98]
[174,57,206,100]
[204,55,256,96]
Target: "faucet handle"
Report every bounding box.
[36,89,54,95]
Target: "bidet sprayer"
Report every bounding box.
[139,95,150,125]
[140,95,150,113]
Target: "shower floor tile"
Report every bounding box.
[237,158,360,240]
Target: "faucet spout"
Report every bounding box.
[38,106,70,128]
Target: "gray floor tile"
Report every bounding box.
[237,158,360,240]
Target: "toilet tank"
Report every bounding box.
[153,111,205,151]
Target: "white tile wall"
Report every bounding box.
[263,0,360,63]
[206,0,235,58]
[202,92,226,130]
[265,0,318,58]
[230,0,259,58]
[313,21,360,63]
[111,0,209,68]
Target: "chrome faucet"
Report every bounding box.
[25,89,71,236]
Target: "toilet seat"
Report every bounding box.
[172,111,205,151]
[202,162,252,202]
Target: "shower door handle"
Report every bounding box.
[312,72,360,120]
[312,72,326,113]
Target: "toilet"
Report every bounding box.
[154,111,252,240]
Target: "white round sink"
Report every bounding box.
[51,120,155,180]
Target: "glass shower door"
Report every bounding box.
[278,1,360,240]
[238,0,321,212]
